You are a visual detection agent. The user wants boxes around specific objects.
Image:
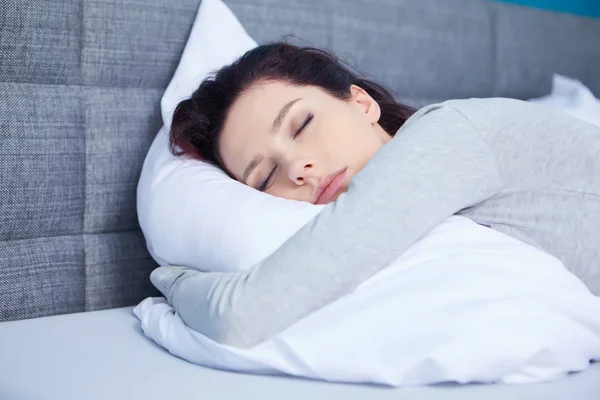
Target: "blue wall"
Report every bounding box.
[490,0,600,18]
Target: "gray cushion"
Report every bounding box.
[0,306,598,399]
[227,0,600,104]
[0,0,203,321]
[1,0,600,322]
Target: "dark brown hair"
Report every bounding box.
[169,42,415,171]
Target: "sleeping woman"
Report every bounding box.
[151,42,600,349]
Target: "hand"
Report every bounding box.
[150,265,196,305]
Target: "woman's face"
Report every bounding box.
[219,81,392,204]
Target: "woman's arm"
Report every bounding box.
[151,102,504,348]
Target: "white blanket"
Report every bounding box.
[134,216,600,386]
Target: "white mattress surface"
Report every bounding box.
[0,306,598,400]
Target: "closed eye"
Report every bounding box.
[259,165,277,192]
[294,113,313,138]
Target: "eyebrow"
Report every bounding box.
[242,97,303,185]
[272,97,302,134]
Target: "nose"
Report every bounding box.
[288,159,317,185]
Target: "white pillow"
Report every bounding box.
[160,0,254,128]
[528,74,600,128]
[137,0,324,272]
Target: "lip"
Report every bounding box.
[313,168,348,205]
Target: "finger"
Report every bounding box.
[150,265,188,300]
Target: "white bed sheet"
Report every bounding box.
[0,306,599,400]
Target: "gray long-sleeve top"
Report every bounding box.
[151,97,600,349]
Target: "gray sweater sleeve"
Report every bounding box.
[150,102,505,348]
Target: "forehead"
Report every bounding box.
[219,81,319,178]
[226,80,309,130]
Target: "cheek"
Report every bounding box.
[340,129,383,169]
[310,108,376,163]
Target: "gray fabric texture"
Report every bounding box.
[1,0,600,322]
[0,0,202,321]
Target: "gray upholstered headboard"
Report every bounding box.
[1,0,599,322]
[227,0,600,108]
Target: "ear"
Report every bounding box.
[350,84,381,125]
